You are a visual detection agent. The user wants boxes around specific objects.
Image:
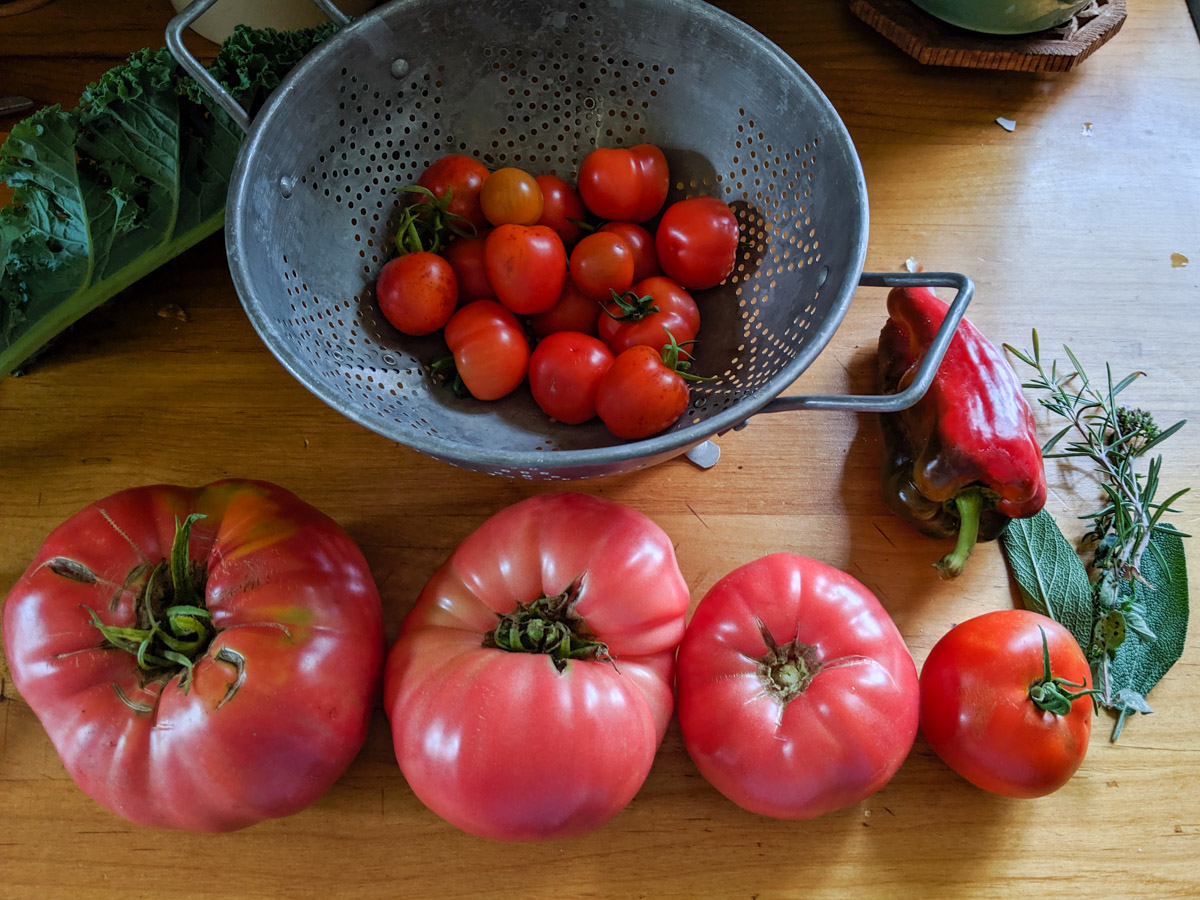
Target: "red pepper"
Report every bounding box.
[877,286,1047,578]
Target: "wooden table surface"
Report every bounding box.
[2,1,1199,897]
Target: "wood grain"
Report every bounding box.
[1,1,1199,897]
[849,0,1128,72]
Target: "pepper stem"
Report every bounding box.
[1028,627,1099,715]
[934,487,983,579]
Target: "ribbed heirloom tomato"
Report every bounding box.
[384,493,689,842]
[1,481,384,832]
[676,553,919,819]
[919,609,1094,798]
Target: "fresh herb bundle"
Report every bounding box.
[1001,332,1189,740]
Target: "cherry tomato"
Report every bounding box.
[417,154,490,231]
[656,196,739,290]
[480,166,544,226]
[528,331,615,425]
[598,276,699,356]
[530,278,603,337]
[375,251,458,336]
[577,143,669,222]
[598,221,660,282]
[569,231,635,302]
[535,174,588,248]
[484,224,568,315]
[441,234,495,304]
[920,610,1093,799]
[676,553,919,819]
[595,344,690,439]
[443,300,529,400]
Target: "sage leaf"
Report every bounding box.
[1000,510,1095,649]
[1100,526,1189,739]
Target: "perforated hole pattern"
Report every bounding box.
[233,0,864,478]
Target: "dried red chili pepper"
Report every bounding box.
[877,286,1047,578]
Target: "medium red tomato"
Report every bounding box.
[919,610,1093,799]
[376,251,458,335]
[484,224,567,315]
[479,166,543,226]
[598,276,699,355]
[676,553,919,819]
[529,278,603,337]
[577,143,669,222]
[656,196,740,290]
[595,342,692,439]
[569,231,635,301]
[1,480,384,832]
[441,233,495,303]
[417,153,490,231]
[599,221,660,282]
[535,174,588,247]
[443,299,529,400]
[528,331,615,424]
[384,493,689,841]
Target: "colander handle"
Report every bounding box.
[754,271,975,416]
[166,0,352,133]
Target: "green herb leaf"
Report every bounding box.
[1099,526,1189,739]
[1000,510,1095,650]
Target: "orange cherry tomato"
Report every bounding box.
[480,167,544,226]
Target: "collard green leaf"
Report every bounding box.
[0,23,337,376]
[1100,526,1189,739]
[1000,510,1095,650]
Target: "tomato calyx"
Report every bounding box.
[1028,627,1099,716]
[660,329,713,385]
[430,355,469,398]
[394,185,476,255]
[603,288,660,323]
[84,514,216,696]
[483,575,613,673]
[754,618,823,702]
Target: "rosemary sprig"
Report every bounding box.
[1004,331,1189,655]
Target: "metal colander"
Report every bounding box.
[169,0,972,479]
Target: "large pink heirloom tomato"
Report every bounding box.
[384,493,689,842]
[2,480,384,832]
[676,553,919,819]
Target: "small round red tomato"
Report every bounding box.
[656,196,740,290]
[919,610,1093,799]
[2,480,384,832]
[577,143,669,222]
[528,331,615,424]
[384,493,689,841]
[417,153,490,231]
[441,233,495,304]
[376,251,458,336]
[676,553,919,819]
[599,276,699,356]
[595,343,691,440]
[443,300,529,400]
[480,166,544,226]
[535,174,588,247]
[529,278,603,338]
[484,224,567,315]
[569,231,635,301]
[598,221,660,282]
